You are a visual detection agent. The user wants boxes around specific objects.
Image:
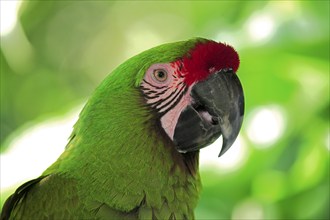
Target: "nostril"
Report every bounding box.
[211,117,219,125]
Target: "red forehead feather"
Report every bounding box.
[182,40,240,85]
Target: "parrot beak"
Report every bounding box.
[173,68,244,157]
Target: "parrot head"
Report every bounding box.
[139,39,244,157]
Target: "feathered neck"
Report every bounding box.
[44,84,201,219]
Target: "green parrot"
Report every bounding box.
[1,38,244,220]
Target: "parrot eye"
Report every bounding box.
[152,69,168,82]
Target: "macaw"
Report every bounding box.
[1,38,244,220]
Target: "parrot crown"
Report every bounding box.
[182,40,240,85]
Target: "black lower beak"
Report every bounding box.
[173,69,244,157]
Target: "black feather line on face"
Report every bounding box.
[144,87,169,99]
[140,80,188,118]
[152,82,183,106]
[157,85,187,117]
[150,87,178,109]
[142,79,167,90]
[143,90,158,95]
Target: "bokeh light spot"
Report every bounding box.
[200,135,248,171]
[232,199,265,220]
[246,105,286,147]
[0,0,22,36]
[246,13,276,42]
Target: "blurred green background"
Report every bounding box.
[0,1,329,219]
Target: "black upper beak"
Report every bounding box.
[173,68,244,157]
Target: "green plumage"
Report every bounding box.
[2,38,206,219]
